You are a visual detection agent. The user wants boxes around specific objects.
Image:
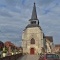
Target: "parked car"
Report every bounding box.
[39,54,60,60]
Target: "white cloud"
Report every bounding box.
[0,0,60,46]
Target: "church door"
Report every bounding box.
[30,48,35,54]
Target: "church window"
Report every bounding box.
[31,38,35,44]
[31,21,36,24]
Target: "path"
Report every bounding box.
[17,55,39,60]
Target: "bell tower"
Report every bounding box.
[29,3,39,25]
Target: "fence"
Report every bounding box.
[0,53,22,60]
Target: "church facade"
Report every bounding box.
[22,3,54,55]
[22,3,46,54]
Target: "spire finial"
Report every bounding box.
[34,2,35,5]
[30,2,38,20]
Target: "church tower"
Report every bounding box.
[29,3,39,25]
[22,3,46,54]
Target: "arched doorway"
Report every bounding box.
[30,48,35,54]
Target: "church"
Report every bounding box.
[22,3,53,54]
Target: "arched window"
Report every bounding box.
[31,38,35,44]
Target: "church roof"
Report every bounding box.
[29,3,38,20]
[24,3,42,30]
[45,36,53,42]
[23,24,42,31]
[26,24,40,28]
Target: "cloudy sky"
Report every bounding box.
[0,0,60,46]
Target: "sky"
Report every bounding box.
[0,0,60,46]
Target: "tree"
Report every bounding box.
[0,41,4,51]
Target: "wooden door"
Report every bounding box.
[30,48,35,54]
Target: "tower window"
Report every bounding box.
[31,21,36,24]
[31,38,35,44]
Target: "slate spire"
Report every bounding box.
[31,3,38,20]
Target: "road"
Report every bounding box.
[17,55,40,60]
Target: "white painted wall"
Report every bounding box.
[22,27,44,54]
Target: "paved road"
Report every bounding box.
[17,55,39,60]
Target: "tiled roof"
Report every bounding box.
[55,44,60,47]
[45,36,53,42]
[24,24,42,30]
